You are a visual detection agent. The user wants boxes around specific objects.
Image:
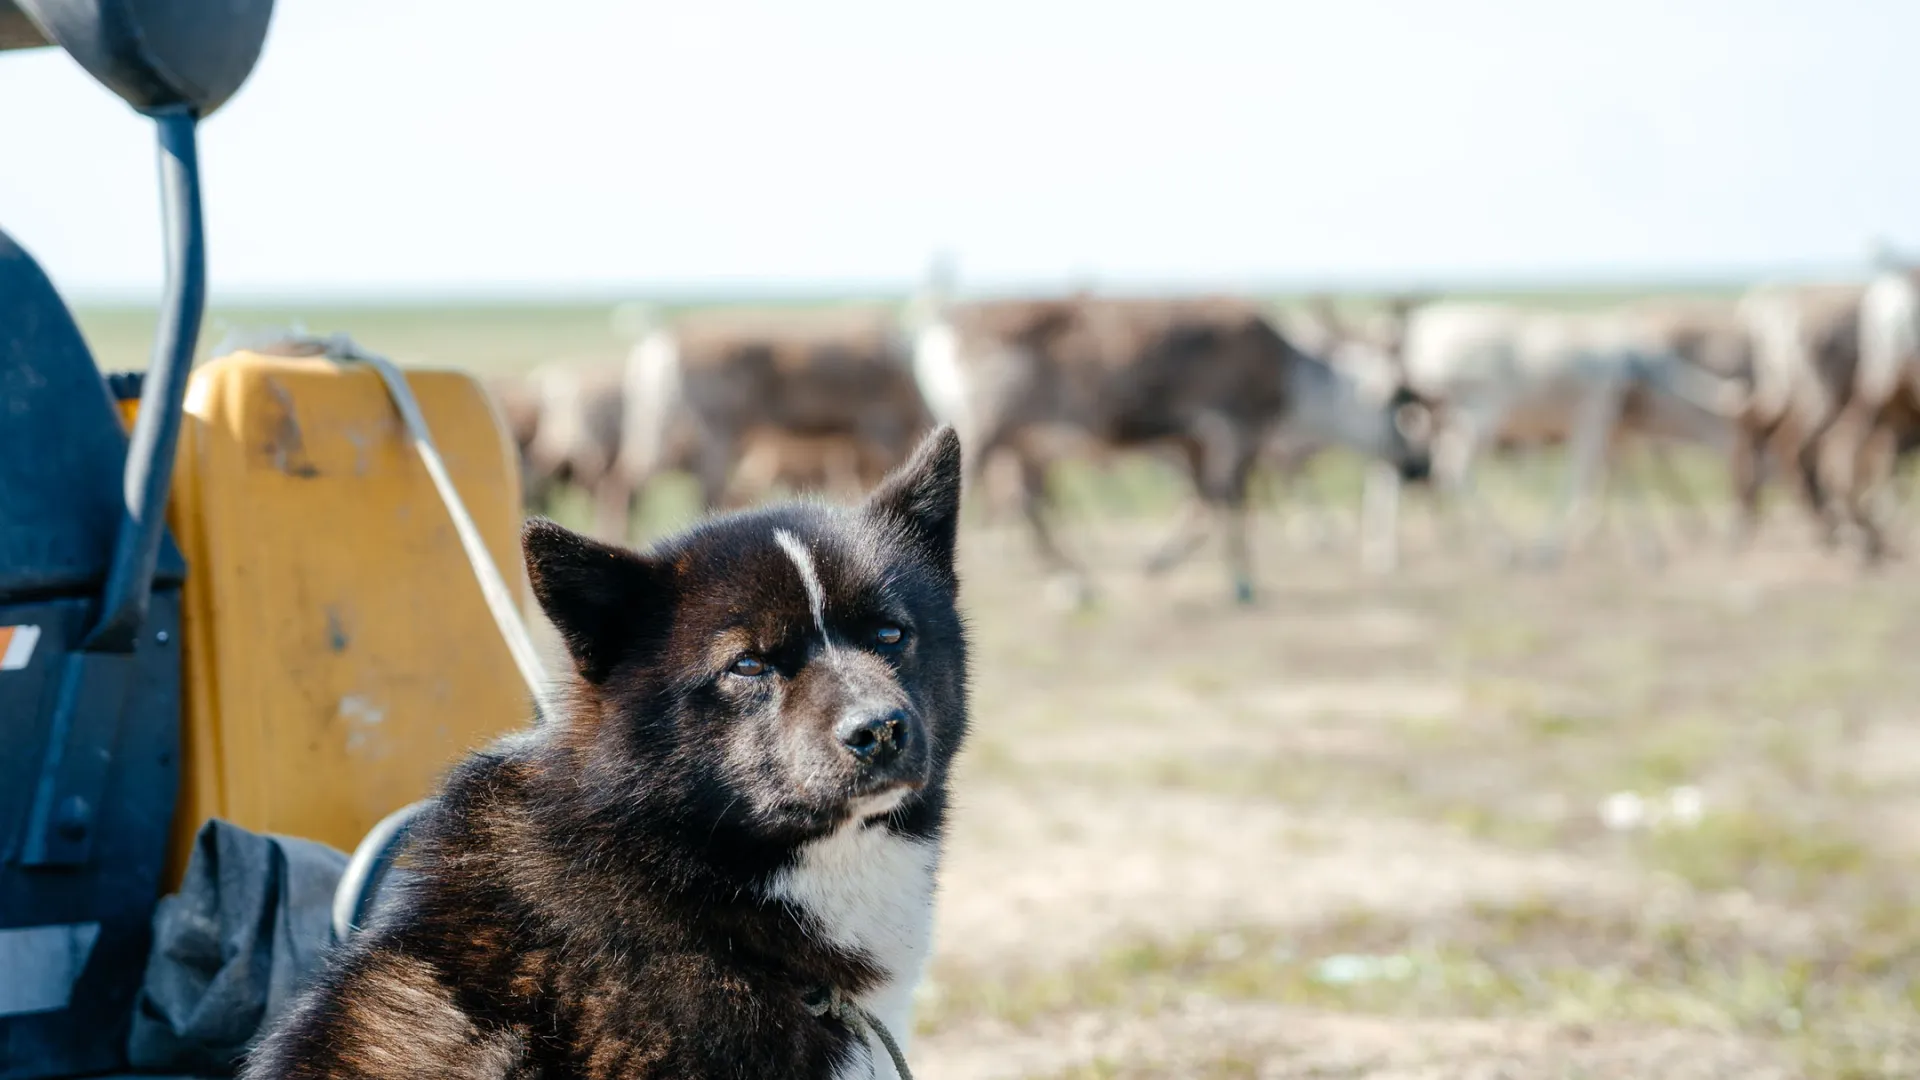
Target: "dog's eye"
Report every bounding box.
[872,625,906,648]
[729,656,768,677]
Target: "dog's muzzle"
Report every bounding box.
[836,708,910,769]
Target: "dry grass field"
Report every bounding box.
[908,512,1920,1079]
[76,299,1920,1078]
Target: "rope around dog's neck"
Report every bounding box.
[805,987,914,1080]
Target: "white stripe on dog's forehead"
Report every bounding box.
[773,528,829,638]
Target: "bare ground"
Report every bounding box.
[521,466,1920,1078]
[904,509,1920,1080]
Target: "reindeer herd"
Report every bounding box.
[488,265,1920,605]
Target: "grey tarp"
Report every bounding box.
[126,819,347,1074]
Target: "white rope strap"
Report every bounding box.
[354,349,557,720]
[228,330,557,722]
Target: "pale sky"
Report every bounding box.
[1,0,1913,300]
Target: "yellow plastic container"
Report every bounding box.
[146,352,531,883]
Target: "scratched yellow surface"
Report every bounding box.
[150,353,531,883]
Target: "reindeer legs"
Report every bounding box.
[1430,420,1519,567]
[1540,377,1628,567]
[1819,399,1909,565]
[696,429,740,513]
[1143,497,1214,577]
[972,437,1094,608]
[1144,439,1217,576]
[1186,414,1261,605]
[1359,461,1402,574]
[590,473,636,544]
[1275,451,1341,552]
[1729,421,1773,550]
[1640,440,1712,544]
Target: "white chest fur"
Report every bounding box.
[767,821,938,1080]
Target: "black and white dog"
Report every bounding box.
[244,427,969,1079]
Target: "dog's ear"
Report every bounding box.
[522,518,671,683]
[865,426,963,588]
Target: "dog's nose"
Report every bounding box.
[837,709,909,767]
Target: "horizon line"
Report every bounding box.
[60,259,1877,308]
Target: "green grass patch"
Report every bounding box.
[1638,809,1872,899]
[923,897,1920,1077]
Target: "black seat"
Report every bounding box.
[0,230,185,599]
[0,236,183,1080]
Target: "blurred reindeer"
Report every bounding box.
[1348,299,1748,571]
[913,293,1433,604]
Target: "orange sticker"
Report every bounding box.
[0,625,41,671]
